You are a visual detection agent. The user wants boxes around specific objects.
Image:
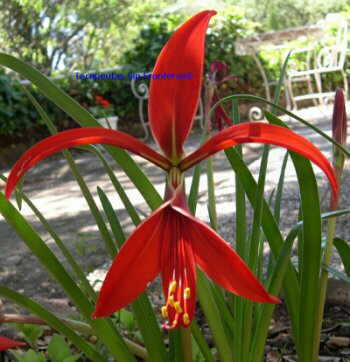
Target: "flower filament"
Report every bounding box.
[162,278,191,328]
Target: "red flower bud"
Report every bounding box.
[332,88,347,146]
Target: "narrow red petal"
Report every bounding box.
[93,205,167,317]
[0,336,25,351]
[148,10,216,161]
[5,128,171,199]
[179,122,339,201]
[185,216,279,303]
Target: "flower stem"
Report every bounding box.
[313,215,337,360]
[180,327,192,362]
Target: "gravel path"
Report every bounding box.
[0,103,349,317]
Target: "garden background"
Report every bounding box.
[0,0,349,158]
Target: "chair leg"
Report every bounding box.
[284,80,292,110]
[306,75,317,107]
[286,77,298,110]
[341,69,348,100]
[314,72,324,106]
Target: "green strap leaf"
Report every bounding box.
[0,193,135,361]
[334,237,350,277]
[265,110,323,361]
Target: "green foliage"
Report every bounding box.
[121,14,184,71]
[236,0,348,31]
[10,334,81,362]
[205,8,262,94]
[11,349,46,362]
[0,72,38,136]
[13,323,44,349]
[47,335,81,362]
[334,237,350,277]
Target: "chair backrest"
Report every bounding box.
[316,16,348,69]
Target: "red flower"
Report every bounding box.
[95,95,111,108]
[207,61,234,130]
[94,180,279,328]
[0,336,25,352]
[212,93,232,130]
[5,10,339,329]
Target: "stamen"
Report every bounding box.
[174,301,183,313]
[169,280,177,294]
[161,306,168,319]
[183,313,190,325]
[168,295,175,307]
[184,287,191,299]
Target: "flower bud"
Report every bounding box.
[332,88,347,173]
[331,88,347,209]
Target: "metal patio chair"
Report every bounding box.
[285,15,348,110]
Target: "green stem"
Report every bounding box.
[197,271,233,362]
[207,156,218,230]
[180,327,192,362]
[313,216,337,360]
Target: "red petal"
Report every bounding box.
[148,10,216,161]
[179,122,339,201]
[0,336,25,351]
[5,128,171,199]
[185,215,279,303]
[160,209,197,329]
[93,205,168,317]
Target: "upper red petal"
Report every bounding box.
[0,336,25,351]
[179,122,339,201]
[148,10,216,161]
[93,204,168,317]
[5,128,171,199]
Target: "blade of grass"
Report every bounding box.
[196,271,233,362]
[334,237,350,276]
[252,207,350,361]
[274,152,289,225]
[265,110,323,361]
[0,174,96,301]
[0,286,104,361]
[231,99,247,361]
[88,146,141,226]
[224,147,301,352]
[250,231,296,361]
[169,329,182,362]
[207,156,217,230]
[188,163,202,215]
[242,145,269,358]
[190,321,215,362]
[97,186,125,250]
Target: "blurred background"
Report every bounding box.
[0,0,348,154]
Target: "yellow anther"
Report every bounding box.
[184,288,191,299]
[183,313,190,325]
[168,295,175,307]
[174,301,183,313]
[161,306,168,319]
[169,281,177,294]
